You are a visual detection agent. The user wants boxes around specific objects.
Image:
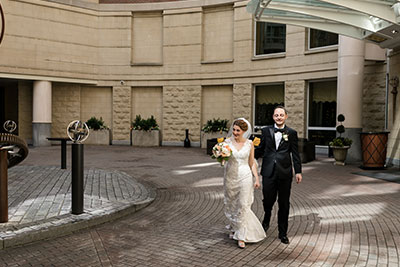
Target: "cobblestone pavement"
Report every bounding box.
[1,145,400,266]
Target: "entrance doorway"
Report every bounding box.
[0,79,18,134]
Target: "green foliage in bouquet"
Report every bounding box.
[202,118,229,133]
[86,116,107,130]
[131,115,159,131]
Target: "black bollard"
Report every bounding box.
[184,129,191,148]
[71,143,84,214]
[0,149,8,222]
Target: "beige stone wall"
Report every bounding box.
[2,0,98,80]
[2,1,388,147]
[232,83,252,122]
[51,83,81,137]
[131,87,163,129]
[18,81,33,141]
[201,85,233,127]
[163,85,201,143]
[285,80,307,138]
[362,63,387,132]
[131,12,163,64]
[202,5,233,62]
[112,86,131,142]
[80,86,113,128]
[163,8,202,70]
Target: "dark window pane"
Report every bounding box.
[255,84,284,126]
[308,80,337,127]
[256,22,286,55]
[309,29,338,49]
[308,130,336,146]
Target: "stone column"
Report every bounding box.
[233,83,252,122]
[337,36,365,162]
[112,85,131,145]
[32,81,52,146]
[285,80,306,138]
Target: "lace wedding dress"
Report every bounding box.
[224,138,266,243]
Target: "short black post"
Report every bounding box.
[184,129,191,148]
[61,139,67,169]
[71,143,84,214]
[0,149,8,222]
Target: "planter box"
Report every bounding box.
[85,129,111,145]
[132,130,160,147]
[331,146,350,165]
[201,131,227,149]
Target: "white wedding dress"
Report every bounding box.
[224,138,266,243]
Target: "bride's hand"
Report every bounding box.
[254,180,261,189]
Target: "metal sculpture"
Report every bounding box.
[0,121,29,168]
[0,1,5,46]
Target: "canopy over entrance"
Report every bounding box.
[247,0,400,49]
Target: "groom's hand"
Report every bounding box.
[295,173,302,184]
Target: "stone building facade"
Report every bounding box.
[1,0,399,165]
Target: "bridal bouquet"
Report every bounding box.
[211,142,232,166]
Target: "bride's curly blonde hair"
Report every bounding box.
[233,119,248,132]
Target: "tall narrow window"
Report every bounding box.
[308,29,338,49]
[255,22,286,55]
[308,80,337,146]
[255,84,284,127]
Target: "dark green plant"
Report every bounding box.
[329,137,352,147]
[131,115,159,131]
[86,116,107,130]
[329,114,352,147]
[202,118,229,133]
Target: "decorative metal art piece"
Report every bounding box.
[0,2,4,46]
[67,120,90,143]
[3,120,17,134]
[0,121,29,168]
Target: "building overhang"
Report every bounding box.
[247,0,400,49]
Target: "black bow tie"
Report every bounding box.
[274,128,285,133]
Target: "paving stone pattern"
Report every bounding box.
[0,145,399,266]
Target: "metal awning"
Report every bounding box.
[247,0,400,48]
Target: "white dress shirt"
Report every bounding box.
[274,123,285,150]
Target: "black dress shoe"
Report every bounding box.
[279,236,289,244]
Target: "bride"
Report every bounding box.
[223,118,266,248]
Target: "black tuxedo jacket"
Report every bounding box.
[255,125,302,179]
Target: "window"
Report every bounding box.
[308,29,338,49]
[254,84,284,127]
[308,80,337,146]
[255,22,286,55]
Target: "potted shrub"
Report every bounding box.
[201,118,229,150]
[85,116,111,145]
[329,114,352,165]
[131,115,160,146]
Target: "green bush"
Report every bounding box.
[131,115,159,131]
[329,114,352,147]
[86,116,107,130]
[202,118,229,133]
[329,137,352,147]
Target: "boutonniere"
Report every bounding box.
[282,132,289,142]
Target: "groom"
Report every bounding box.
[255,105,302,244]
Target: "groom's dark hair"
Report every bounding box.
[274,105,288,115]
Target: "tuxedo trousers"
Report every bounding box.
[262,167,292,237]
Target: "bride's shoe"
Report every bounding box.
[238,240,245,249]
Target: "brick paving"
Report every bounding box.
[0,145,399,266]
